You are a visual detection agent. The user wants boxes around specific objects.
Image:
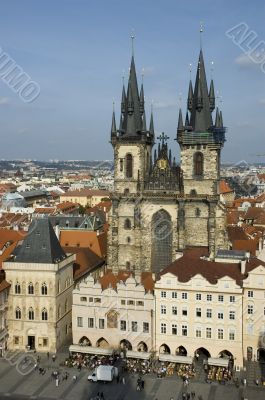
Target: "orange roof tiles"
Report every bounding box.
[99,270,154,292]
[219,180,233,194]
[63,246,104,281]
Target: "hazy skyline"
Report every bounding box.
[0,0,264,163]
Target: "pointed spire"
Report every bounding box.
[154,149,157,163]
[121,84,126,114]
[119,114,123,132]
[185,111,189,127]
[219,110,223,127]
[215,107,221,128]
[111,109,117,136]
[139,83,144,114]
[142,110,147,131]
[209,79,215,111]
[189,50,213,132]
[169,149,172,165]
[173,157,176,167]
[127,83,134,114]
[177,109,184,133]
[149,110,154,136]
[187,80,193,111]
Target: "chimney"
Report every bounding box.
[241,259,246,275]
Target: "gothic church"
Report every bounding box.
[107,47,228,274]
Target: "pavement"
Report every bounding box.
[0,351,265,400]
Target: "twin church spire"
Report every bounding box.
[111,55,154,145]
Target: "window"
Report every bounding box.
[206,327,212,338]
[194,152,204,176]
[218,329,224,340]
[143,322,149,333]
[161,305,166,314]
[125,153,133,178]
[15,282,21,294]
[172,306,177,315]
[41,283,47,295]
[124,218,131,229]
[28,282,34,295]
[172,324,177,335]
[196,308,202,317]
[121,300,126,305]
[94,298,101,303]
[161,323,167,334]
[182,308,188,316]
[196,293,201,301]
[182,325,188,336]
[182,292,188,300]
[80,297,87,302]
[89,297,93,302]
[195,208,201,217]
[172,291,177,299]
[229,311,235,320]
[77,317,83,327]
[28,307,34,320]
[88,318,94,328]
[43,338,48,347]
[218,295,224,302]
[132,321,137,332]
[248,304,254,314]
[196,328,202,338]
[161,291,166,298]
[14,336,19,345]
[218,312,224,320]
[41,308,48,321]
[120,159,123,172]
[248,291,253,298]
[229,331,235,340]
[99,319,105,329]
[230,296,235,303]
[127,237,131,243]
[120,320,126,331]
[137,301,144,306]
[127,300,135,306]
[207,294,212,302]
[15,307,21,320]
[206,309,212,318]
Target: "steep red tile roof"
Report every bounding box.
[244,207,264,220]
[160,247,265,286]
[227,226,248,241]
[99,270,154,292]
[0,279,10,293]
[219,180,233,194]
[256,193,265,203]
[63,246,105,281]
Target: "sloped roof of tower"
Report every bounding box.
[189,50,213,132]
[177,109,184,132]
[14,218,66,264]
[111,110,116,135]
[123,56,142,136]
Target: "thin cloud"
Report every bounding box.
[235,54,257,69]
[0,97,10,105]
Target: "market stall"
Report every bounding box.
[126,351,150,360]
[69,345,114,356]
[157,354,195,378]
[205,357,232,382]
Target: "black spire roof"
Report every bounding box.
[14,218,66,264]
[189,50,213,132]
[177,109,184,133]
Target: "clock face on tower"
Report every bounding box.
[158,158,168,170]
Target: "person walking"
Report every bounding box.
[47,352,50,359]
[122,376,125,384]
[52,354,56,362]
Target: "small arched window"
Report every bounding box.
[28,307,34,320]
[41,283,47,295]
[127,237,131,243]
[126,261,131,269]
[125,154,133,178]
[194,152,204,176]
[15,307,21,319]
[124,218,131,230]
[15,282,21,294]
[42,308,48,321]
[28,283,34,295]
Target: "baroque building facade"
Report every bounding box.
[107,49,228,274]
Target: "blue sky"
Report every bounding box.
[0,0,264,162]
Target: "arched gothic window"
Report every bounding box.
[28,307,34,320]
[41,308,48,321]
[194,152,204,176]
[15,282,21,294]
[151,210,172,273]
[15,307,21,319]
[41,283,47,295]
[28,283,34,295]
[125,154,133,178]
[124,218,131,230]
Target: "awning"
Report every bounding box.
[159,354,193,364]
[69,345,113,356]
[207,357,229,367]
[126,351,150,360]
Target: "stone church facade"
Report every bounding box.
[108,49,228,274]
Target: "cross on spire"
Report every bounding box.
[157,132,169,146]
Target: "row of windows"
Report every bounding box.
[77,317,149,333]
[160,323,235,340]
[15,307,48,321]
[79,297,144,307]
[15,282,48,295]
[161,291,236,303]
[160,305,236,320]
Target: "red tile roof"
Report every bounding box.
[219,180,233,194]
[99,270,154,292]
[0,279,10,293]
[63,246,105,281]
[160,247,265,286]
